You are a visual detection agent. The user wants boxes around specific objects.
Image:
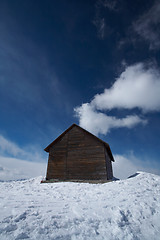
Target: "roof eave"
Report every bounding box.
[44,124,76,152]
[44,124,115,162]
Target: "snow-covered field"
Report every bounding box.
[0,172,160,240]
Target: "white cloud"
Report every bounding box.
[133,1,160,49]
[113,154,160,179]
[75,62,159,135]
[0,156,46,181]
[75,103,146,135]
[92,63,160,112]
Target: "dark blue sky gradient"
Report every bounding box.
[0,0,160,169]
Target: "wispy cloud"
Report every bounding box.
[0,30,58,105]
[0,156,46,181]
[0,135,25,157]
[0,134,47,181]
[0,134,46,162]
[113,154,160,179]
[99,0,118,11]
[93,0,116,39]
[93,1,106,40]
[74,62,160,135]
[0,12,66,122]
[93,17,106,40]
[133,1,160,50]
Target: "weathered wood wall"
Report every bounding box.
[105,148,113,180]
[46,125,113,180]
[46,133,68,180]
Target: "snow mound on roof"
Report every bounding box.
[0,172,160,240]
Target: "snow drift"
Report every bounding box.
[0,172,160,240]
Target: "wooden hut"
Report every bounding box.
[44,124,114,181]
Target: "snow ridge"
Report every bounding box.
[0,172,160,240]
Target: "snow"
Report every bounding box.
[0,172,160,240]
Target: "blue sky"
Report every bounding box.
[0,0,160,179]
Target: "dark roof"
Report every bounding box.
[44,123,114,161]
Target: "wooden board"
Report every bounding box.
[46,125,113,180]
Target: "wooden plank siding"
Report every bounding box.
[46,124,114,181]
[104,148,113,180]
[46,134,68,180]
